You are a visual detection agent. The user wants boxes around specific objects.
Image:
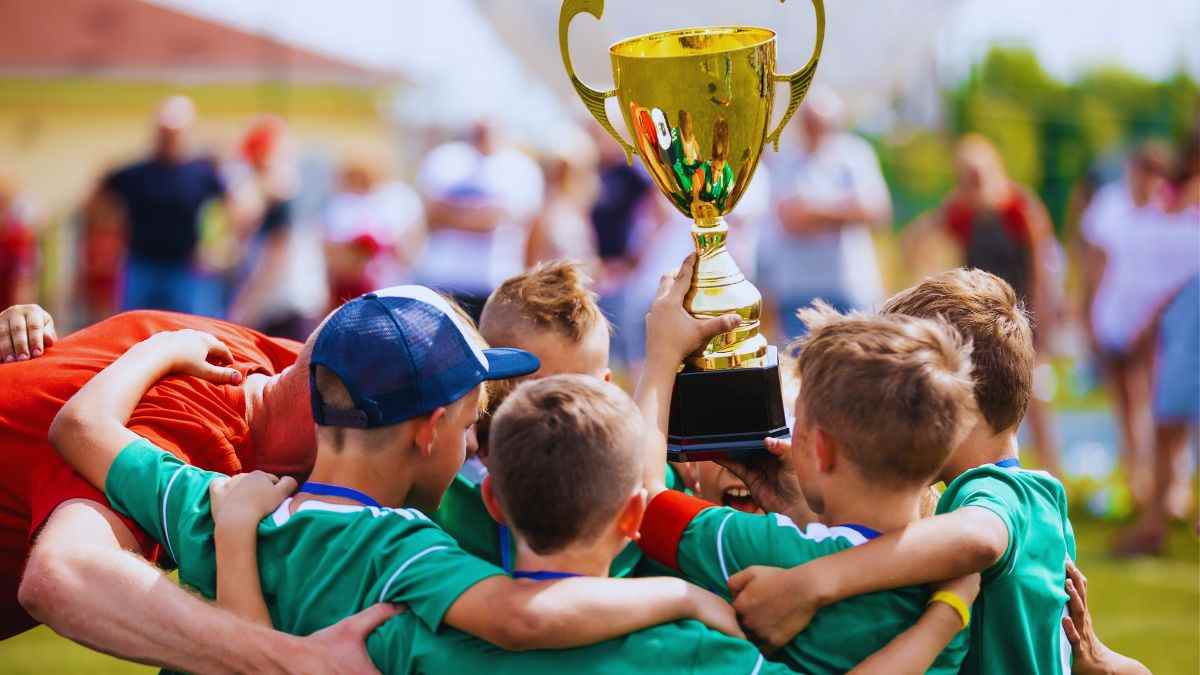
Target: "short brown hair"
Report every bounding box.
[882,269,1033,433]
[488,375,642,554]
[793,304,975,486]
[479,260,609,346]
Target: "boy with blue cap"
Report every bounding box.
[50,286,742,655]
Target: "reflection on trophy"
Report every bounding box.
[560,0,825,459]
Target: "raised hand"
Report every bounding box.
[644,253,740,365]
[291,603,406,675]
[715,436,809,522]
[211,471,297,534]
[726,564,817,652]
[146,329,243,385]
[0,303,56,362]
[1062,561,1150,674]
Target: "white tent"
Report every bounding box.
[150,0,569,141]
[481,0,958,128]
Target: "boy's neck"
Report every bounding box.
[819,475,923,535]
[300,440,413,510]
[511,533,616,579]
[941,423,1020,482]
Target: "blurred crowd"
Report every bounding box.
[1,89,1197,554]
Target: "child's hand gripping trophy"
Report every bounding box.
[643,253,742,368]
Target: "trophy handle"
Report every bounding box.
[559,0,636,164]
[764,0,826,151]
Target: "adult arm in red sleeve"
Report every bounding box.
[25,331,392,673]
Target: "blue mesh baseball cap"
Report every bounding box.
[310,286,540,428]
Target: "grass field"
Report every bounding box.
[0,516,1194,674]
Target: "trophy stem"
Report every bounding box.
[685,216,769,371]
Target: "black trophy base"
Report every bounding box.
[667,345,789,462]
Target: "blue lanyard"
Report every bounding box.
[513,570,582,581]
[836,523,881,540]
[298,482,381,508]
[499,525,513,572]
[994,458,1021,469]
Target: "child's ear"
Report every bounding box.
[814,428,838,475]
[480,475,507,525]
[413,407,447,457]
[617,488,647,541]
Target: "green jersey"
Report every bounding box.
[434,464,689,578]
[368,610,790,675]
[937,461,1077,675]
[639,491,968,675]
[105,439,504,637]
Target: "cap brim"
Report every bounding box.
[481,348,540,380]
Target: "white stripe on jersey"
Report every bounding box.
[160,465,187,563]
[716,511,737,582]
[269,499,429,524]
[773,514,869,547]
[378,546,449,603]
[750,653,765,675]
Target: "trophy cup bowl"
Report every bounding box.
[560,0,825,459]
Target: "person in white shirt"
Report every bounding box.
[323,155,425,308]
[1081,141,1198,505]
[415,121,544,319]
[758,85,891,342]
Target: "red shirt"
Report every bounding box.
[0,216,35,307]
[942,187,1035,251]
[0,311,301,637]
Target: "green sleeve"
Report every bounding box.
[677,620,792,675]
[366,516,506,631]
[365,612,419,674]
[104,437,224,572]
[675,509,834,599]
[942,475,1026,580]
[432,475,503,565]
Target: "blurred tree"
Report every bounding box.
[880,45,1198,236]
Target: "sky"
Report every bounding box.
[944,0,1200,81]
[153,0,1199,82]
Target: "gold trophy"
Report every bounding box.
[560,0,825,459]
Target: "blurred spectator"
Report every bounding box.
[86,96,240,316]
[1115,134,1200,555]
[525,125,600,274]
[589,123,651,275]
[905,133,1064,477]
[728,161,770,282]
[323,153,425,308]
[415,120,544,320]
[1079,140,1193,502]
[758,85,891,341]
[0,171,37,307]
[226,116,325,340]
[587,123,654,366]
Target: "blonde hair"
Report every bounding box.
[480,260,609,346]
[792,303,976,486]
[882,269,1033,434]
[476,261,606,443]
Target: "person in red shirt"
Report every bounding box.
[903,134,1063,478]
[0,305,393,672]
[0,173,37,310]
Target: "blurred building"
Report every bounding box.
[0,0,398,209]
[0,0,400,312]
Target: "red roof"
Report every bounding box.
[0,0,389,84]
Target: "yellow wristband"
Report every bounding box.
[928,590,971,629]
